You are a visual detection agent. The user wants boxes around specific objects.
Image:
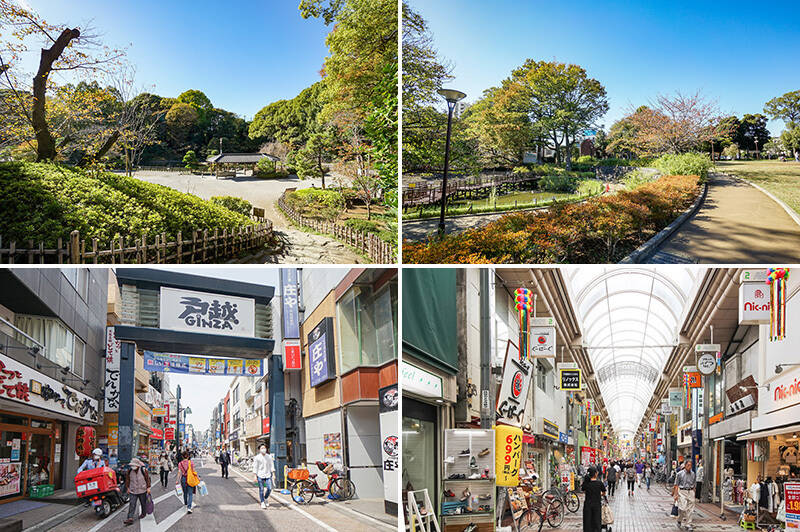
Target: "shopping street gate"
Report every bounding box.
[111,269,275,468]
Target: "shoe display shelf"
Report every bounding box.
[442,428,496,532]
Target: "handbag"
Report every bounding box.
[671,503,679,516]
[602,503,614,525]
[175,482,184,501]
[198,481,208,497]
[145,493,154,515]
[187,462,200,488]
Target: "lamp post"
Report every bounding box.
[437,88,467,236]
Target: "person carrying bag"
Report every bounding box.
[178,451,201,513]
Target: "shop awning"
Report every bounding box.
[737,422,800,441]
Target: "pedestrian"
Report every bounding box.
[673,459,697,531]
[158,452,172,488]
[123,458,151,526]
[635,459,644,486]
[695,460,704,501]
[645,463,652,490]
[625,463,636,496]
[219,444,230,479]
[178,451,201,513]
[606,462,617,497]
[581,466,606,532]
[253,444,275,509]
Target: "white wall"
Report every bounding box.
[302,269,349,318]
[304,409,342,486]
[346,405,384,499]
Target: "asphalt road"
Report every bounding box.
[53,457,393,532]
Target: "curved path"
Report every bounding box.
[402,210,516,242]
[648,173,800,263]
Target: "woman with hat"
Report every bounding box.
[123,457,151,526]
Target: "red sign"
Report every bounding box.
[284,340,302,371]
[262,416,270,435]
[165,428,175,440]
[580,446,597,465]
[522,434,535,444]
[151,428,163,439]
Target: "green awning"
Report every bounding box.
[402,269,458,375]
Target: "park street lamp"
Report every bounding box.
[437,88,467,236]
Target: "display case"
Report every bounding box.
[442,429,496,531]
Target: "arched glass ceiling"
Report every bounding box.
[566,267,703,437]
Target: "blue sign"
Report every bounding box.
[179,423,185,433]
[558,432,568,444]
[281,269,300,339]
[309,332,330,387]
[216,430,220,439]
[10,448,19,461]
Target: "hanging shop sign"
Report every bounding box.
[541,418,559,440]
[496,424,522,487]
[739,282,771,325]
[308,318,336,387]
[151,427,163,439]
[660,400,672,415]
[709,412,724,425]
[108,423,118,446]
[669,388,683,407]
[580,446,597,465]
[159,286,255,337]
[559,432,568,444]
[760,366,800,415]
[280,268,300,339]
[165,428,175,440]
[134,400,151,427]
[530,318,557,359]
[152,407,167,417]
[685,372,702,388]
[262,417,270,435]
[379,384,399,507]
[677,421,692,447]
[785,482,800,528]
[497,289,535,426]
[697,353,717,376]
[143,351,264,377]
[105,326,121,413]
[558,368,582,391]
[401,361,443,398]
[0,353,99,423]
[283,339,302,371]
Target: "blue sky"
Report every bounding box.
[413,0,800,136]
[20,0,332,119]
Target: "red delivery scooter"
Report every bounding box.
[74,466,129,518]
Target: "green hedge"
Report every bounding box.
[210,196,252,216]
[653,153,713,181]
[0,162,254,245]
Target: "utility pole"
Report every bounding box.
[176,384,181,452]
[479,269,492,428]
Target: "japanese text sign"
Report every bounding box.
[308,317,336,387]
[159,286,255,337]
[496,425,522,487]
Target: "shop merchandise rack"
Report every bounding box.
[442,429,496,532]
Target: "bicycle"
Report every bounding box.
[517,493,565,530]
[543,482,580,513]
[291,461,356,504]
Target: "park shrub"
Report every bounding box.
[284,188,345,220]
[0,162,254,245]
[576,155,599,165]
[403,174,700,264]
[344,218,380,233]
[210,196,252,216]
[653,153,713,181]
[254,157,284,178]
[596,157,655,167]
[622,169,657,190]
[539,174,578,193]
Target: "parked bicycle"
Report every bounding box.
[517,493,565,530]
[290,461,356,504]
[543,482,580,513]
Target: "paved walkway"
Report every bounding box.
[402,211,516,242]
[556,482,742,532]
[649,173,800,263]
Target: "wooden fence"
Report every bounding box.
[278,192,397,264]
[0,222,273,264]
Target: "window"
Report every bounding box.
[62,269,88,301]
[537,361,548,392]
[337,283,398,373]
[14,315,85,376]
[233,385,239,405]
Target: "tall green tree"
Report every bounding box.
[738,113,770,153]
[291,131,337,188]
[764,91,800,123]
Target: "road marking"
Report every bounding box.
[315,499,396,531]
[85,489,182,532]
[140,505,187,532]
[231,465,337,532]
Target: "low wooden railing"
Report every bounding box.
[278,192,396,264]
[0,222,273,264]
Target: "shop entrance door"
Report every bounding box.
[402,398,438,517]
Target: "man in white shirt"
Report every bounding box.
[253,444,275,509]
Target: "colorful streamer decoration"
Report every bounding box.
[683,372,690,409]
[514,288,534,363]
[716,351,721,375]
[766,268,789,341]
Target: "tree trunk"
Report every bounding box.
[33,28,81,162]
[78,130,120,167]
[564,132,573,171]
[318,153,325,189]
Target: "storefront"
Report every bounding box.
[0,353,100,503]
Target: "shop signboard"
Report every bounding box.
[378,384,399,507]
[108,424,118,446]
[760,366,800,415]
[580,446,597,465]
[686,372,702,388]
[280,269,300,339]
[165,428,175,440]
[661,400,672,415]
[558,368,582,391]
[105,326,121,413]
[785,482,800,528]
[262,417,270,435]
[152,407,167,417]
[739,282,771,325]
[308,318,336,387]
[542,418,559,440]
[669,388,683,407]
[159,286,255,337]
[401,361,443,398]
[0,353,99,423]
[697,353,717,376]
[558,432,568,444]
[496,339,534,427]
[530,318,556,358]
[283,339,302,371]
[151,427,163,439]
[143,351,264,377]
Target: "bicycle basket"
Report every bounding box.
[288,469,310,480]
[323,464,336,475]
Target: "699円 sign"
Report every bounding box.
[496,425,523,487]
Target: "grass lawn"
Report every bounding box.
[716,160,800,214]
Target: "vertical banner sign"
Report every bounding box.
[785,482,800,528]
[283,339,302,371]
[308,318,336,387]
[496,289,535,426]
[281,268,300,339]
[378,384,399,507]
[767,268,789,341]
[496,425,522,487]
[105,327,121,412]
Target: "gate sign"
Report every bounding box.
[739,282,771,325]
[559,368,582,391]
[159,286,255,337]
